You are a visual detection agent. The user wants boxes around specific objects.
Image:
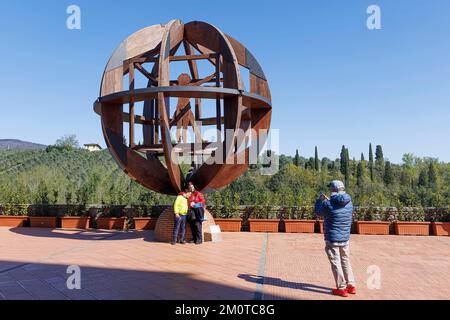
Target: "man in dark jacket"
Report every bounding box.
[315,180,356,297]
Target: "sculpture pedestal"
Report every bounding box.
[154,207,216,243]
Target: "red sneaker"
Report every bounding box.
[332,288,348,297]
[347,285,356,295]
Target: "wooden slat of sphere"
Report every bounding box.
[158,20,185,193]
[101,102,176,194]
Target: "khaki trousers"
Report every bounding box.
[325,241,356,290]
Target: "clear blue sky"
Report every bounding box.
[1,0,449,163]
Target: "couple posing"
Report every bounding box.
[172,181,206,245]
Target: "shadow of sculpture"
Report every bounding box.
[0,260,288,300]
[8,227,149,242]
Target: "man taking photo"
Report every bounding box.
[315,180,356,297]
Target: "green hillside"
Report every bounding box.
[1,144,450,209]
[0,148,173,206]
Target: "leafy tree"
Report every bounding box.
[418,169,428,187]
[56,135,79,149]
[321,157,332,171]
[428,162,439,190]
[305,157,315,170]
[35,180,50,205]
[402,153,414,168]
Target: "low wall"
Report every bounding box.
[0,204,447,222]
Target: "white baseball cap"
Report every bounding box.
[327,180,345,191]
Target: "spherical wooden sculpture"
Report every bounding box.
[94,20,272,195]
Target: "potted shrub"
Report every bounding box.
[284,206,316,233]
[213,192,242,232]
[95,206,126,230]
[248,205,280,232]
[0,203,29,227]
[132,205,158,230]
[355,206,391,235]
[394,207,430,236]
[60,205,90,229]
[214,215,242,232]
[430,207,450,237]
[318,218,324,234]
[29,204,59,228]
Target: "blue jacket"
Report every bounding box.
[315,192,353,243]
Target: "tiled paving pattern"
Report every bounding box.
[0,227,449,300]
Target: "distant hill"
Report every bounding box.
[0,139,47,150]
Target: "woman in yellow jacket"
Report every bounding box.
[171,190,191,245]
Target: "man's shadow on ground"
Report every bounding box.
[238,274,332,295]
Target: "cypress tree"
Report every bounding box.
[369,143,374,182]
[375,145,385,179]
[357,160,366,188]
[344,148,350,185]
[375,145,384,165]
[383,161,394,185]
[340,146,347,175]
[314,146,320,171]
[361,153,365,161]
[369,144,374,163]
[294,149,300,167]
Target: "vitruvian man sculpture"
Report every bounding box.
[94,20,272,195]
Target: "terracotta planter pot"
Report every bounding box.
[284,220,315,233]
[96,217,125,230]
[394,222,430,236]
[248,219,279,233]
[133,217,158,230]
[356,221,390,235]
[60,217,90,230]
[214,219,242,232]
[0,216,28,228]
[431,222,450,237]
[29,217,58,228]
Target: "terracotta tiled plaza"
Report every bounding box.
[0,227,449,300]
